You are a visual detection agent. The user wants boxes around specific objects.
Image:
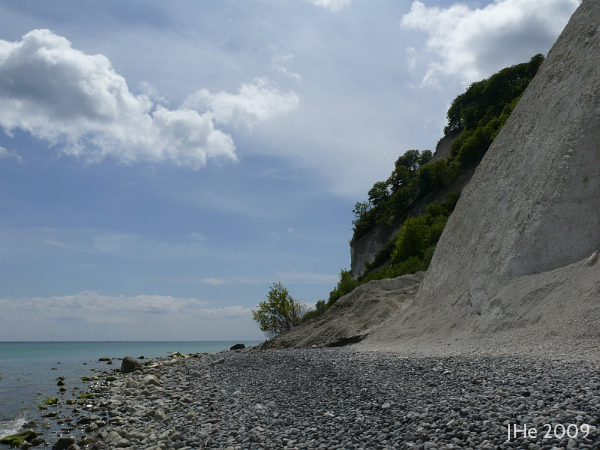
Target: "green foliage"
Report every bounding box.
[352,201,371,226]
[0,430,37,448]
[395,149,421,171]
[81,376,99,382]
[351,55,544,244]
[447,54,543,164]
[301,299,328,322]
[43,397,59,405]
[444,54,543,135]
[368,181,390,208]
[332,193,459,302]
[327,269,359,308]
[357,256,428,285]
[252,282,306,338]
[391,216,430,263]
[418,150,433,166]
[352,149,431,241]
[360,192,458,282]
[418,158,460,192]
[390,194,455,265]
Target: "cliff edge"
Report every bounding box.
[363,0,600,354]
[262,1,599,357]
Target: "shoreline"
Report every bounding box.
[0,343,260,450]
[5,346,599,450]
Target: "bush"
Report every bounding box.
[350,55,544,245]
[302,300,327,322]
[252,282,306,338]
[327,269,359,308]
[391,215,430,264]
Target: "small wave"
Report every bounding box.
[0,414,27,438]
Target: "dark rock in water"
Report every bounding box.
[52,436,76,450]
[75,416,93,425]
[121,356,143,373]
[106,360,113,365]
[137,355,145,359]
[57,380,65,386]
[0,430,37,447]
[23,421,37,428]
[98,357,111,362]
[77,437,98,447]
[230,343,245,351]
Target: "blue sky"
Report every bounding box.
[0,0,579,341]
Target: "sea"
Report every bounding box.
[0,341,262,440]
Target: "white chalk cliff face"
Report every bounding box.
[415,0,600,317]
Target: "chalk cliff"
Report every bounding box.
[349,132,466,278]
[368,0,600,349]
[263,1,600,355]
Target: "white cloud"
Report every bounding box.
[272,54,302,81]
[0,292,259,340]
[188,232,207,241]
[92,233,177,260]
[0,30,237,169]
[0,30,297,169]
[0,146,22,162]
[138,81,168,106]
[41,231,206,261]
[401,0,580,87]
[406,47,417,70]
[0,292,211,316]
[309,0,351,12]
[184,78,299,131]
[275,269,339,285]
[200,278,227,286]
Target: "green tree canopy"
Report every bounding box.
[252,282,306,338]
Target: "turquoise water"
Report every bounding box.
[0,341,261,438]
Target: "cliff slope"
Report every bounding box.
[363,0,600,353]
[261,272,425,350]
[350,132,468,278]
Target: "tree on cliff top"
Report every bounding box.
[252,282,306,338]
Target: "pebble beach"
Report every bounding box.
[8,346,600,450]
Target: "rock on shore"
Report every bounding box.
[43,348,600,449]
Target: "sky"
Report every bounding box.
[0,0,580,341]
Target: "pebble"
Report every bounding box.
[39,347,600,449]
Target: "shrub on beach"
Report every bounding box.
[252,282,307,338]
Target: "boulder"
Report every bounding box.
[126,379,140,388]
[230,343,245,351]
[0,430,37,448]
[140,374,160,386]
[52,436,76,450]
[120,356,143,373]
[98,357,111,362]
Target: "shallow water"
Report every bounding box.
[0,341,261,440]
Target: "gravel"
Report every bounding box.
[36,347,600,450]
